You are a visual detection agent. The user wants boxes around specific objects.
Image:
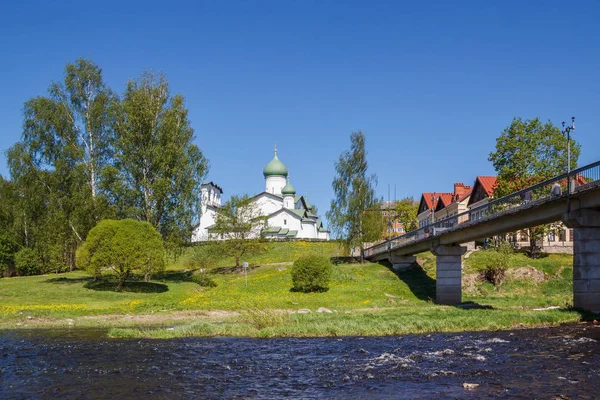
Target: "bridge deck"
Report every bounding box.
[366,161,600,260]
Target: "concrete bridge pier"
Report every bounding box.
[431,244,467,305]
[563,208,600,313]
[390,255,416,271]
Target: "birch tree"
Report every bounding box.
[326,131,378,260]
[23,58,115,214]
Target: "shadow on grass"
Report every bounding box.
[289,287,330,293]
[514,248,550,259]
[454,301,494,310]
[561,307,600,322]
[156,270,193,283]
[386,261,436,302]
[384,261,494,309]
[84,280,169,293]
[43,277,92,284]
[330,256,360,265]
[211,265,260,275]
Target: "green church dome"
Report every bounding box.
[263,153,289,178]
[282,180,296,196]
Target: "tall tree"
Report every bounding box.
[327,131,378,260]
[488,117,581,256]
[110,72,209,244]
[489,117,581,197]
[395,197,419,233]
[23,58,116,214]
[363,206,386,241]
[210,194,267,269]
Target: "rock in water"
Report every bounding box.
[463,383,479,390]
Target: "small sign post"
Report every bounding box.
[242,262,249,287]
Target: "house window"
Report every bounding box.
[569,229,574,242]
[548,232,555,242]
[284,219,287,225]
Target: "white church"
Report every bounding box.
[191,149,330,242]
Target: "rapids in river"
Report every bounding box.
[1,324,599,399]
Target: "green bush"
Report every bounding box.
[76,219,165,290]
[291,254,333,292]
[470,242,512,286]
[15,248,40,276]
[0,232,19,276]
[190,273,218,288]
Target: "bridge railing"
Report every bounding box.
[364,160,600,259]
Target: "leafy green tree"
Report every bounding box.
[14,247,40,276]
[77,219,165,290]
[489,117,580,196]
[394,197,418,233]
[210,194,267,268]
[22,57,116,217]
[109,72,209,245]
[0,232,19,277]
[326,131,378,261]
[488,117,581,257]
[363,207,386,242]
[6,144,84,272]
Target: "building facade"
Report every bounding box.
[416,175,575,253]
[378,201,405,239]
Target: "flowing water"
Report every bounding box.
[1,325,599,399]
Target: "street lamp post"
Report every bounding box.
[561,116,575,193]
[430,192,437,226]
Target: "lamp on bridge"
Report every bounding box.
[430,192,437,226]
[562,116,575,194]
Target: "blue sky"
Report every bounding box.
[1,0,599,223]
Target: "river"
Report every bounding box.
[1,324,599,399]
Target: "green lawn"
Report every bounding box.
[0,243,587,338]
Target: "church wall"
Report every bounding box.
[268,211,303,233]
[298,221,318,239]
[192,208,217,242]
[253,195,283,216]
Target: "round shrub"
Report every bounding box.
[291,254,333,293]
[15,248,40,276]
[76,219,165,290]
[190,273,218,288]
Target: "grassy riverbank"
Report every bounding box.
[0,242,589,338]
